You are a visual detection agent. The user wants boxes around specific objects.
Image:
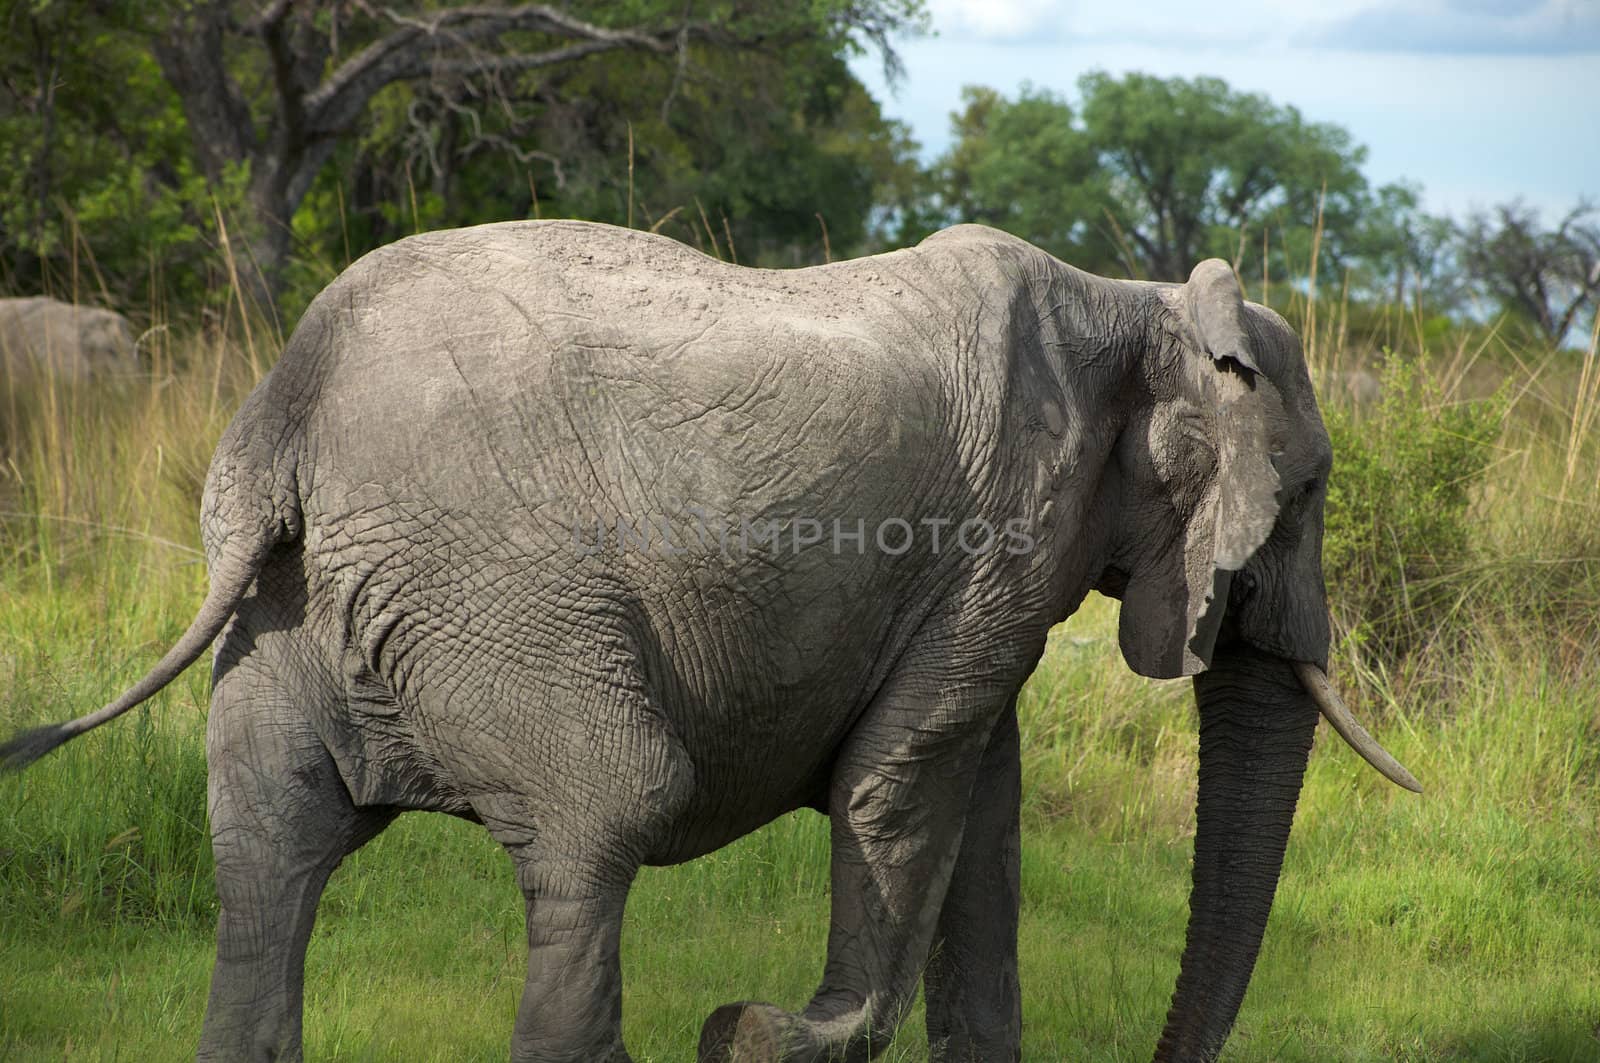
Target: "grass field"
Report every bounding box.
[2,299,1599,1061]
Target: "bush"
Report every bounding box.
[1321,357,1507,670]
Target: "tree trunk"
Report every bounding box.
[218,174,284,316]
[1153,645,1318,1062]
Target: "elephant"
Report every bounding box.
[0,296,138,379]
[1315,367,1383,408]
[1,221,1419,1063]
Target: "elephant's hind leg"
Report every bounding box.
[473,816,636,1063]
[198,649,394,1063]
[457,647,689,1063]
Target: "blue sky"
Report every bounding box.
[849,0,1599,222]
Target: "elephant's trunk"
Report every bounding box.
[1153,645,1318,1062]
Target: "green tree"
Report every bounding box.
[936,85,1112,268]
[1460,200,1600,346]
[1077,71,1370,282]
[285,31,925,289]
[1,1,926,313]
[0,1,224,306]
[1344,181,1464,313]
[933,72,1379,283]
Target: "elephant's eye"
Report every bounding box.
[1280,477,1319,511]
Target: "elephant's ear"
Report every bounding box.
[1119,259,1285,679]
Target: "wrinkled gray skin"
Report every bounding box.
[4,222,1337,1062]
[0,296,137,379]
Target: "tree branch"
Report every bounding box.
[305,4,682,138]
[422,38,647,81]
[151,1,257,181]
[245,0,295,35]
[259,4,310,159]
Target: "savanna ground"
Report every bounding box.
[2,276,1599,1061]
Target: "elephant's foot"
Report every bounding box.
[697,999,887,1063]
[698,1003,795,1062]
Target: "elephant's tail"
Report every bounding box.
[2,378,302,774]
[0,534,276,773]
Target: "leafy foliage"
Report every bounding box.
[935,72,1391,284]
[1460,200,1600,346]
[0,1,236,306]
[0,0,927,314]
[1341,180,1467,314]
[1076,71,1370,282]
[1321,359,1507,667]
[936,84,1111,265]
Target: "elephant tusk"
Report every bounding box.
[1293,661,1423,794]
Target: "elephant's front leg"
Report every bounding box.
[699,657,1016,1063]
[924,705,1022,1063]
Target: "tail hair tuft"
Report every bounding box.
[0,723,73,774]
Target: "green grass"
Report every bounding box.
[5,596,1599,1060]
[4,313,1600,1060]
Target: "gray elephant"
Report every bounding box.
[1316,367,1383,408]
[0,296,138,379]
[2,221,1417,1063]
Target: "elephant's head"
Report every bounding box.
[1093,259,1418,1060]
[75,306,138,374]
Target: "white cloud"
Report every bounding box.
[922,0,1378,48]
[924,0,1072,41]
[1446,0,1543,14]
[920,0,1598,53]
[1303,0,1600,54]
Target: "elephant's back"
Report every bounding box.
[287,221,948,554]
[301,219,925,347]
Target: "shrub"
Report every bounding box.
[1321,357,1507,671]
